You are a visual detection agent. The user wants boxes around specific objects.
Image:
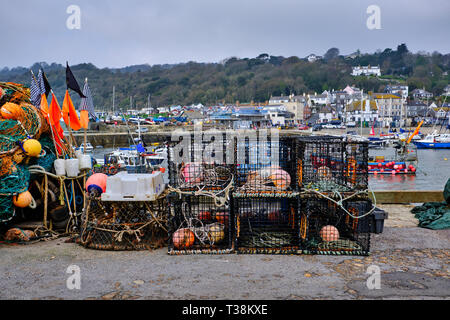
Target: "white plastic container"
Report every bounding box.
[54,159,66,176]
[65,159,80,178]
[101,171,165,202]
[79,155,92,171]
[74,149,83,159]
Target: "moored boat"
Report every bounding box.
[413,131,450,149]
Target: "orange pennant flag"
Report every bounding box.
[62,90,81,131]
[40,94,50,121]
[80,110,89,129]
[49,92,62,126]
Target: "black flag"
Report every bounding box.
[66,62,86,98]
[42,70,52,98]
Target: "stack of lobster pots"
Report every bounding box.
[167,132,236,254]
[166,133,373,256]
[232,135,300,254]
[297,136,372,255]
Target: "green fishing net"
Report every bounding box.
[411,178,450,230]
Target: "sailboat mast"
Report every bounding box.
[112,85,115,115]
[360,90,363,136]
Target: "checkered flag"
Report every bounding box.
[80,80,96,119]
[30,69,42,108]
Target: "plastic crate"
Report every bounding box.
[370,207,388,234]
[101,171,165,202]
[167,193,235,254]
[299,196,372,256]
[234,196,300,254]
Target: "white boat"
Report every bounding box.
[413,131,450,149]
[76,142,94,153]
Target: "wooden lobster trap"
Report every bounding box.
[79,196,169,251]
[299,196,372,256]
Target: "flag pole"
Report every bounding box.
[83,78,88,155]
[82,78,88,215]
[30,69,63,159]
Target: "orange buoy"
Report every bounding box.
[173,228,195,249]
[216,212,230,225]
[269,169,292,189]
[183,163,204,184]
[13,191,33,208]
[86,173,108,195]
[320,225,340,242]
[0,102,23,120]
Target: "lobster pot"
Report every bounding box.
[234,196,299,254]
[78,197,169,251]
[168,132,234,192]
[167,193,234,254]
[299,196,372,256]
[297,136,369,192]
[234,135,297,196]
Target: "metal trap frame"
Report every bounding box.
[168,132,235,192]
[299,195,372,256]
[297,136,369,193]
[234,195,300,254]
[167,193,235,254]
[234,135,298,197]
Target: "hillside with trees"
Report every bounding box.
[1,44,449,110]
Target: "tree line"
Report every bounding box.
[0,44,449,111]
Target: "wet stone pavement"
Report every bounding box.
[0,206,449,300]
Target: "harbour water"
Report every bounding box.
[368,147,450,191]
[93,145,450,192]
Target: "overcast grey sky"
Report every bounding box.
[1,0,449,69]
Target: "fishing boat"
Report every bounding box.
[413,131,450,149]
[75,142,94,153]
[369,122,422,175]
[368,141,418,175]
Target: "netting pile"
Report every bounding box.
[0,82,51,224]
[410,178,450,230]
[79,196,169,251]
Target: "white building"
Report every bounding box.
[309,92,329,105]
[351,66,381,77]
[269,96,290,104]
[385,85,409,100]
[306,54,322,62]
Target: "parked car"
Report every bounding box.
[312,124,323,131]
[298,124,309,130]
[135,127,149,133]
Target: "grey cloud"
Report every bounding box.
[0,0,449,69]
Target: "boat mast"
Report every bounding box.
[112,85,115,115]
[360,89,363,136]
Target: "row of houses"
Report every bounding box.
[119,82,449,129]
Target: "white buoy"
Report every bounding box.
[54,159,66,176]
[65,159,80,177]
[79,155,93,171]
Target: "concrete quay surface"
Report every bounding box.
[0,205,449,300]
